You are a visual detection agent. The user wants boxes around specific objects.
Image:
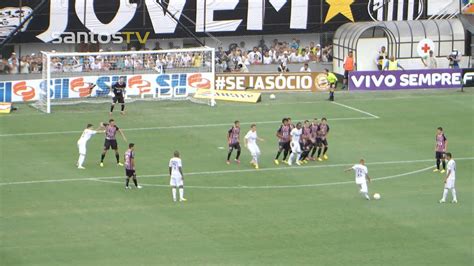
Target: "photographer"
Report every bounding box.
[447,50,461,69]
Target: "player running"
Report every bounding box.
[76,123,104,169]
[245,124,264,169]
[434,127,448,173]
[316,118,330,161]
[226,121,241,165]
[274,118,291,165]
[308,118,319,161]
[100,119,127,167]
[169,151,186,202]
[288,122,303,166]
[109,77,127,116]
[345,159,371,200]
[439,153,457,203]
[124,143,142,189]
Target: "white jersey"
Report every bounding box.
[291,128,302,143]
[352,164,368,184]
[169,157,183,178]
[245,130,258,146]
[77,129,97,144]
[447,159,456,180]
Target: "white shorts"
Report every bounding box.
[77,142,86,155]
[291,141,301,153]
[170,176,183,187]
[248,144,261,157]
[444,178,455,189]
[357,181,368,193]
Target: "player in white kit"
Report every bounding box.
[439,153,457,203]
[288,122,303,166]
[76,123,104,169]
[245,124,264,169]
[169,151,186,202]
[345,159,371,200]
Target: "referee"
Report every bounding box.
[110,77,126,116]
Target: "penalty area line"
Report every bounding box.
[332,102,380,119]
[1,157,473,187]
[91,165,434,189]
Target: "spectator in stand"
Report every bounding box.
[248,47,262,64]
[421,50,438,69]
[0,57,8,74]
[278,62,290,72]
[290,38,299,50]
[19,56,30,74]
[258,39,268,52]
[300,63,311,72]
[153,41,162,50]
[236,63,249,73]
[342,50,356,90]
[263,51,273,64]
[192,52,202,67]
[383,56,405,71]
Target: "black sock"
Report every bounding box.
[115,153,120,163]
[101,154,105,162]
[275,150,282,160]
[133,178,138,187]
[323,147,328,155]
[301,151,308,161]
[436,159,440,170]
[227,149,233,160]
[126,178,130,187]
[317,148,322,158]
[236,149,241,160]
[110,105,114,112]
[283,150,289,160]
[442,160,446,170]
[310,146,317,157]
[121,104,125,111]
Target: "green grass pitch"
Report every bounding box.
[0,90,473,265]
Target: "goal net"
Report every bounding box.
[36,47,215,113]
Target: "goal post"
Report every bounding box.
[36,47,216,113]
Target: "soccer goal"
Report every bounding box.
[35,47,216,113]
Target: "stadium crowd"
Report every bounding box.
[0,38,333,75]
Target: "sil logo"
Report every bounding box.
[13,81,36,101]
[128,75,151,95]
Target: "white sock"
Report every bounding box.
[296,152,301,161]
[451,188,457,201]
[289,153,295,164]
[364,192,370,200]
[179,188,184,199]
[78,154,85,167]
[172,188,177,201]
[253,155,258,164]
[441,188,448,201]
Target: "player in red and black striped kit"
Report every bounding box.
[226,121,241,164]
[316,118,330,161]
[100,119,127,167]
[109,77,127,116]
[274,118,291,165]
[434,127,448,173]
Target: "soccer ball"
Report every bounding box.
[269,94,276,100]
[373,193,381,200]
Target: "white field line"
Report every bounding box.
[0,117,376,137]
[92,165,434,189]
[1,157,472,187]
[332,102,380,119]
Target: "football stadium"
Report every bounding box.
[0,1,473,265]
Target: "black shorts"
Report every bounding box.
[435,151,445,160]
[229,143,241,150]
[104,139,118,150]
[279,141,290,150]
[344,70,349,79]
[125,169,135,177]
[113,96,125,104]
[320,139,328,146]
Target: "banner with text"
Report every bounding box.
[215,73,329,92]
[349,69,464,90]
[0,72,213,103]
